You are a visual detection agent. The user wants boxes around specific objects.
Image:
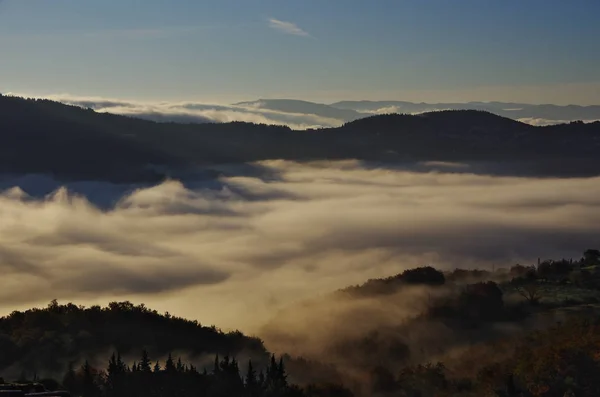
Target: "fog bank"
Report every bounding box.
[1,160,599,330]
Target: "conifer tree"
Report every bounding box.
[108,353,118,374]
[116,352,126,372]
[245,360,261,397]
[268,354,278,381]
[213,354,220,375]
[81,360,99,397]
[245,360,257,386]
[231,357,240,378]
[278,357,288,386]
[62,361,77,393]
[165,353,176,373]
[106,352,125,396]
[139,349,152,373]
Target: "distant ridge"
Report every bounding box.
[234,98,362,121]
[1,95,599,182]
[329,100,600,122]
[233,98,600,124]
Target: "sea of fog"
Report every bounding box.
[1,160,600,331]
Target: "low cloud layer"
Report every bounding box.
[8,94,345,130]
[1,161,600,331]
[8,93,598,129]
[516,117,600,126]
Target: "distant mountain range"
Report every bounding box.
[234,99,361,122]
[236,99,600,125]
[1,94,600,183]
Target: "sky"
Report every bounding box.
[1,0,600,104]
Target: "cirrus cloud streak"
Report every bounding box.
[268,18,311,37]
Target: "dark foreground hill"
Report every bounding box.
[258,253,600,396]
[0,301,268,380]
[1,95,600,182]
[4,254,600,396]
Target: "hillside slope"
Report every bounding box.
[2,95,600,181]
[0,301,268,379]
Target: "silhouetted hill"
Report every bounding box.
[2,95,600,181]
[339,266,446,297]
[331,100,600,123]
[5,257,600,396]
[332,110,600,162]
[0,96,179,182]
[0,301,268,378]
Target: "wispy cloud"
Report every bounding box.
[268,18,310,37]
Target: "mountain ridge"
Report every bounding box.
[1,95,600,182]
[233,98,362,121]
[231,98,600,124]
[329,100,600,122]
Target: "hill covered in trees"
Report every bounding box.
[3,251,599,395]
[2,94,600,182]
[257,250,600,396]
[0,301,268,381]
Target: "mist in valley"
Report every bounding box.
[1,160,599,325]
[3,159,600,396]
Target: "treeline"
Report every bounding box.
[340,266,447,296]
[3,250,600,396]
[3,351,353,397]
[0,301,267,379]
[343,249,600,298]
[54,351,353,397]
[8,318,600,396]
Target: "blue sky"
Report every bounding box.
[0,0,599,104]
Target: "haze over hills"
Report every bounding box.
[3,0,600,395]
[3,94,600,396]
[43,94,600,129]
[240,98,600,126]
[6,257,600,396]
[234,99,362,123]
[329,100,600,125]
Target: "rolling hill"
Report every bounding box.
[330,100,600,123]
[1,94,600,182]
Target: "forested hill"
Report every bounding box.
[0,301,268,379]
[1,95,600,182]
[4,253,600,396]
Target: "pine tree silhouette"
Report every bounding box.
[165,353,176,373]
[245,360,261,397]
[139,350,152,373]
